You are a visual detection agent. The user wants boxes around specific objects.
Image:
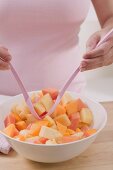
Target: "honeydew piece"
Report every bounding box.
[25,136,41,143]
[61,93,74,106]
[55,114,71,126]
[46,139,57,145]
[80,108,93,125]
[34,102,46,116]
[40,94,54,112]
[39,126,62,139]
[44,115,56,127]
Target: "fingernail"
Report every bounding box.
[81,62,87,67]
[80,67,86,72]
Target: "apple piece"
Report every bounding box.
[61,93,74,106]
[19,129,30,136]
[34,102,46,116]
[51,104,66,118]
[4,114,16,127]
[56,122,67,135]
[80,108,93,125]
[11,104,22,115]
[42,88,59,100]
[55,114,71,127]
[39,126,62,140]
[16,121,27,131]
[40,94,54,112]
[3,124,19,137]
[68,112,80,130]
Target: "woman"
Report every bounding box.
[0,0,113,95]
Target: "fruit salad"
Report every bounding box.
[3,88,97,145]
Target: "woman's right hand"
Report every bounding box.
[0,46,12,70]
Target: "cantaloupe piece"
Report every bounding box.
[29,120,49,136]
[25,114,38,125]
[80,108,93,125]
[61,93,74,106]
[68,112,80,130]
[76,128,82,132]
[11,112,22,122]
[56,122,67,135]
[42,88,59,100]
[44,115,56,127]
[40,94,54,112]
[77,99,87,111]
[16,121,27,131]
[66,128,75,135]
[55,114,71,126]
[56,135,80,144]
[3,124,19,137]
[65,100,79,115]
[51,104,66,118]
[15,134,26,141]
[84,129,96,137]
[4,114,16,127]
[34,102,46,116]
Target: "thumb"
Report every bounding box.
[86,32,101,52]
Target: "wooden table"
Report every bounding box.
[0,102,113,170]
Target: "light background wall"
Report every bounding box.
[79,3,113,101]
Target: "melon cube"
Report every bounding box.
[34,102,46,116]
[44,115,56,127]
[52,104,66,118]
[3,124,19,137]
[65,100,79,115]
[55,114,71,126]
[80,108,93,125]
[61,93,74,106]
[40,94,54,112]
[16,121,27,131]
[56,122,67,135]
[39,126,62,139]
[42,88,59,100]
[4,114,16,127]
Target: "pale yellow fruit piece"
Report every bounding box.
[80,108,93,125]
[55,114,71,127]
[40,94,54,112]
[34,102,46,116]
[39,126,62,140]
[61,92,74,106]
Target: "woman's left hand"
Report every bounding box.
[80,27,113,71]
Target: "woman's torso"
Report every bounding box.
[0,0,90,95]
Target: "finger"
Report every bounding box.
[80,63,104,72]
[86,32,100,51]
[0,47,12,62]
[80,56,105,71]
[0,60,10,70]
[84,38,113,59]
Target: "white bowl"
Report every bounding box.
[0,91,107,163]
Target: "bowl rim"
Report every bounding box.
[0,90,107,147]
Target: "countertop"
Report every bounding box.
[0,102,113,170]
